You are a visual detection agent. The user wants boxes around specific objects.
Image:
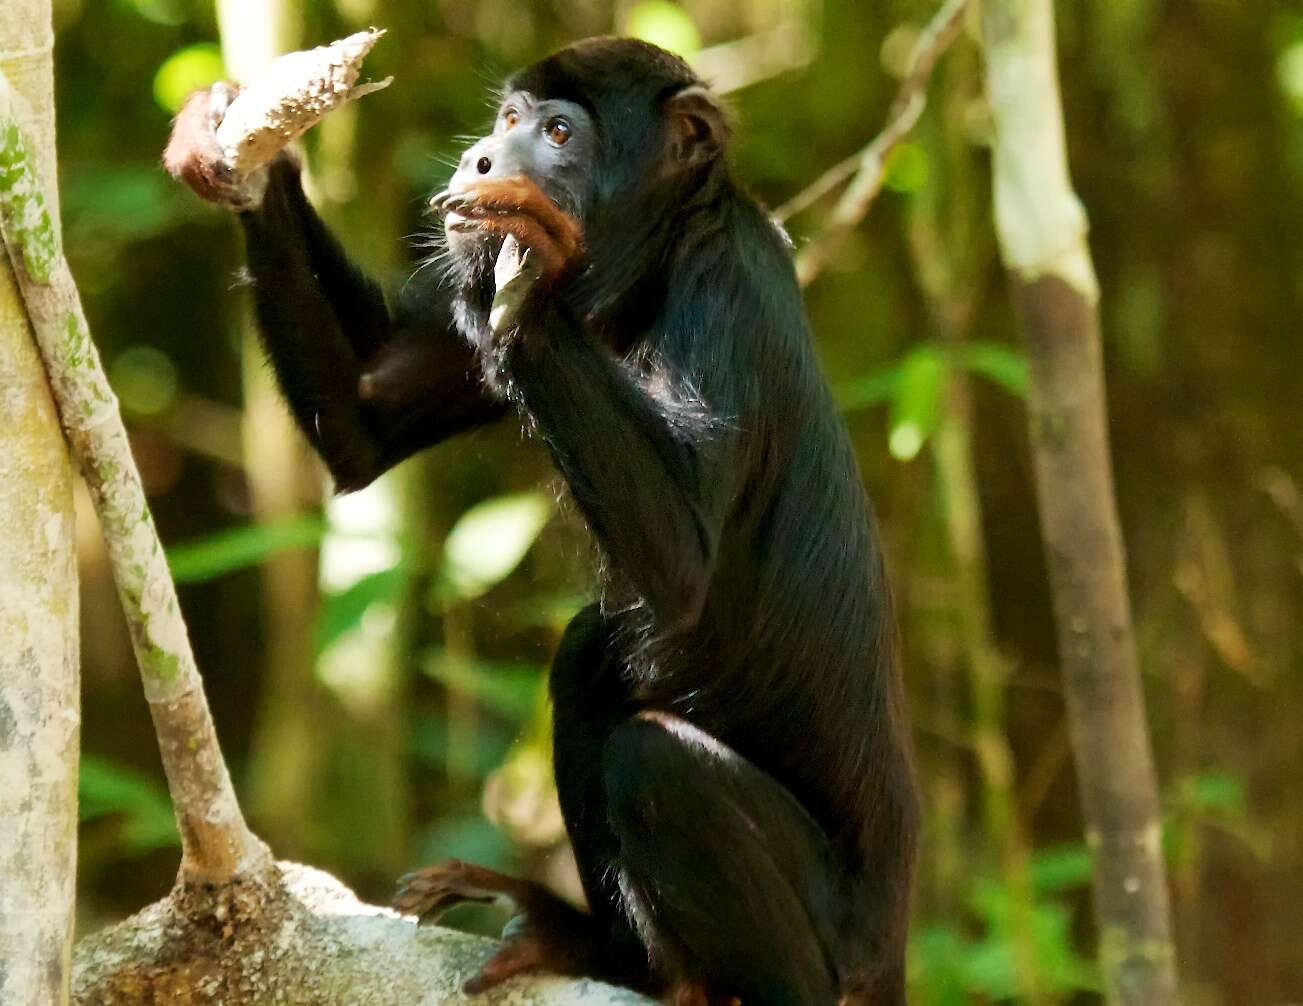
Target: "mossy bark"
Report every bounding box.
[0,4,78,1003]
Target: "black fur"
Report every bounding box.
[236,37,916,1006]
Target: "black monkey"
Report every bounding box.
[165,37,917,1006]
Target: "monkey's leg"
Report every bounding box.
[603,712,845,1006]
[549,607,658,991]
[393,608,654,997]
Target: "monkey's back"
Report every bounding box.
[612,187,917,891]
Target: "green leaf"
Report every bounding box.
[625,1,702,56]
[1279,40,1303,115]
[908,924,977,1006]
[124,0,189,27]
[884,142,930,195]
[1030,843,1094,893]
[316,564,409,655]
[153,43,225,114]
[79,756,179,853]
[502,591,589,629]
[408,712,514,778]
[957,341,1029,397]
[167,515,326,583]
[438,491,553,603]
[422,650,545,723]
[1183,772,1247,816]
[835,361,902,412]
[413,811,513,873]
[63,165,189,244]
[965,878,1101,996]
[888,345,947,461]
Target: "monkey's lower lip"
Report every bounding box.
[444,212,476,233]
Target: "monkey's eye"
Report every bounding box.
[502,107,521,129]
[545,117,572,146]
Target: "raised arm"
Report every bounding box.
[165,86,505,492]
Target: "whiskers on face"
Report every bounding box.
[402,221,458,292]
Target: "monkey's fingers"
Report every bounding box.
[164,83,271,209]
[207,81,241,127]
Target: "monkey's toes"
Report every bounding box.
[392,860,498,924]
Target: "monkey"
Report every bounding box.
[165,36,917,1006]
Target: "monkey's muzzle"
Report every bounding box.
[430,188,477,233]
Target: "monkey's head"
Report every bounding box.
[439,38,730,307]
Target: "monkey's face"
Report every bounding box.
[433,39,728,314]
[439,93,596,266]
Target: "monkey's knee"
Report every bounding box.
[600,712,843,1006]
[601,712,703,830]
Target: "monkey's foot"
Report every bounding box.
[669,982,741,1006]
[461,933,558,994]
[392,858,525,923]
[394,859,606,992]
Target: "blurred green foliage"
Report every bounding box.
[436,491,554,605]
[79,756,178,855]
[625,0,701,55]
[167,515,326,582]
[837,340,1026,461]
[153,43,225,112]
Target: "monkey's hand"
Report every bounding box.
[163,83,271,210]
[432,176,583,288]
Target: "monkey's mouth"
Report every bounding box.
[443,211,477,234]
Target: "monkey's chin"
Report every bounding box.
[443,210,475,234]
[446,217,505,254]
[445,221,506,287]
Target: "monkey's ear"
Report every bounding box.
[665,86,730,168]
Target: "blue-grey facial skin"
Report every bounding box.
[447,94,596,221]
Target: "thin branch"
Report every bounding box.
[688,20,815,95]
[0,71,269,884]
[0,30,391,886]
[781,0,971,286]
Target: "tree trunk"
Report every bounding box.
[981,2,1180,1003]
[0,3,79,1003]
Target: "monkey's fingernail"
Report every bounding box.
[429,189,452,211]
